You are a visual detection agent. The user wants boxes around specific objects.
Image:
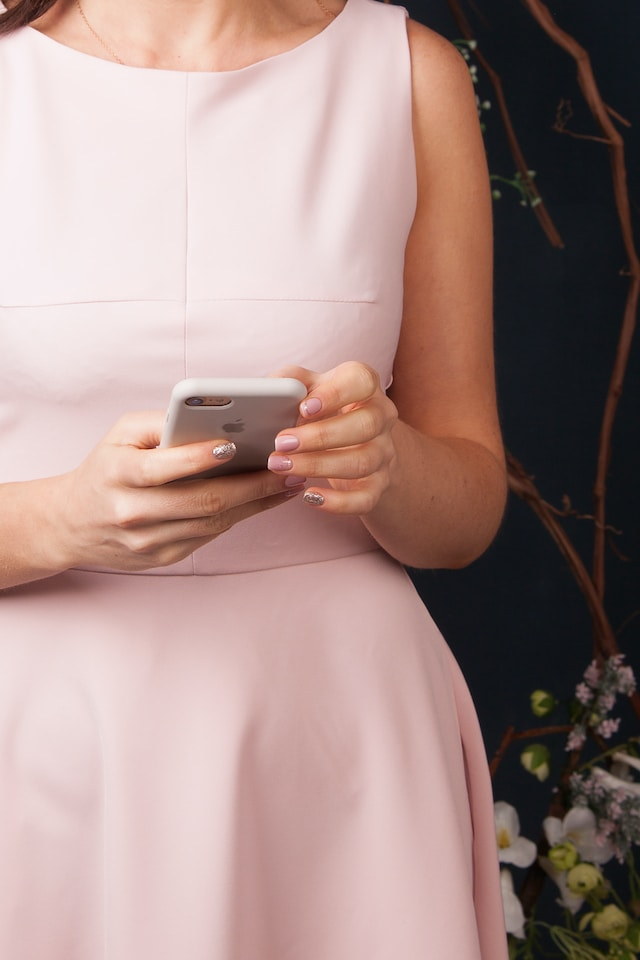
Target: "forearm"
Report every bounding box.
[0,478,69,590]
[361,420,507,570]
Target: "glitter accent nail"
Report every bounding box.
[303,491,325,506]
[213,441,236,460]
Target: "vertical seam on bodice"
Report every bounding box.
[182,75,197,576]
[182,73,190,383]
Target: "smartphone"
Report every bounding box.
[159,377,307,478]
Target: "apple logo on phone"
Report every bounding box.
[223,419,245,433]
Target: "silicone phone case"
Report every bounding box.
[160,377,307,477]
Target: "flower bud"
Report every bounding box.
[520,744,551,781]
[591,904,630,942]
[548,841,579,872]
[566,863,603,895]
[626,922,640,950]
[530,690,557,717]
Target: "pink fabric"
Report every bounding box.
[0,2,508,956]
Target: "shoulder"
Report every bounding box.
[405,18,470,83]
[405,19,478,125]
[404,18,486,181]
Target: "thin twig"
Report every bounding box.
[604,102,631,128]
[507,455,640,722]
[552,126,611,145]
[445,0,564,247]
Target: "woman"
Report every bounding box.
[0,0,508,957]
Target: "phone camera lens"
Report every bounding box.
[186,397,205,406]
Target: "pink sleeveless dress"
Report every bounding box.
[0,2,507,957]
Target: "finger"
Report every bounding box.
[300,477,387,516]
[104,410,167,448]
[100,487,305,570]
[151,470,307,521]
[273,401,393,455]
[120,485,305,557]
[268,443,387,482]
[117,437,239,488]
[296,362,381,420]
[110,472,306,529]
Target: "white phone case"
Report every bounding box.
[160,377,307,477]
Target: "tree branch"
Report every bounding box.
[519,0,640,612]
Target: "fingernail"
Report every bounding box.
[284,475,307,487]
[267,454,293,472]
[301,397,322,417]
[275,434,300,453]
[213,441,236,460]
[303,491,325,506]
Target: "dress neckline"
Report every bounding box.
[20,0,354,76]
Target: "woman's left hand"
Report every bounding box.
[267,362,398,514]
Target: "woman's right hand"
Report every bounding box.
[39,410,305,574]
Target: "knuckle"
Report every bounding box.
[124,529,156,557]
[357,406,381,441]
[111,496,143,530]
[382,396,398,427]
[136,455,157,488]
[198,487,228,517]
[313,418,333,449]
[347,361,378,397]
[206,512,233,535]
[353,445,379,479]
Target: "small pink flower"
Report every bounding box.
[597,820,616,838]
[575,682,594,705]
[566,727,586,751]
[596,717,621,739]
[584,660,601,687]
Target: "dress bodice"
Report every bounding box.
[0,0,416,573]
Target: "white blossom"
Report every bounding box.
[494,802,537,867]
[543,806,613,865]
[500,870,526,939]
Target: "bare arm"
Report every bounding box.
[269,23,506,568]
[365,20,506,566]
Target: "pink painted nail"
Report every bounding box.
[284,475,307,487]
[301,397,322,417]
[275,434,300,453]
[268,454,293,472]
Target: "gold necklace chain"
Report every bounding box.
[75,0,125,64]
[315,0,338,19]
[74,0,337,68]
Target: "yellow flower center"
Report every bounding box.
[498,828,511,849]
